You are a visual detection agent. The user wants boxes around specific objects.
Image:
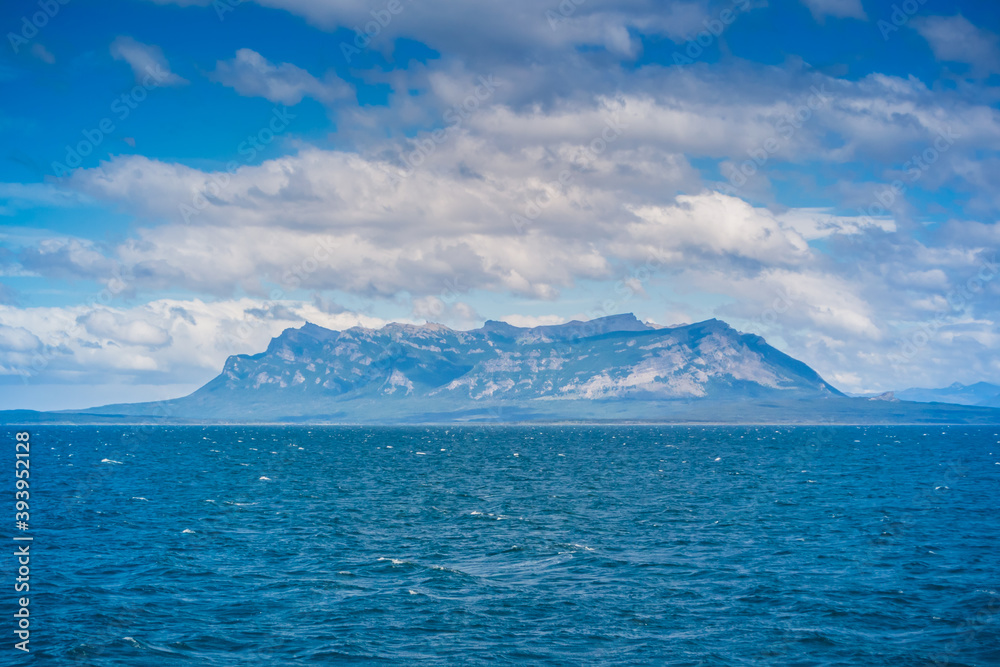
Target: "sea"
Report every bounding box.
[11,425,1000,665]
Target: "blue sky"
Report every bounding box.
[1,0,999,409]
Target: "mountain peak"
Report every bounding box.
[478,312,651,341]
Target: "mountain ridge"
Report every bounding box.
[5,314,1000,424]
[893,382,1000,407]
[71,314,843,421]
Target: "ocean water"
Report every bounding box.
[14,425,1000,665]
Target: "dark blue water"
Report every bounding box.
[10,425,1000,665]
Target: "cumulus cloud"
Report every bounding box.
[59,145,845,301]
[110,36,188,85]
[0,324,40,353]
[211,49,351,105]
[78,310,173,348]
[0,299,392,389]
[625,194,811,266]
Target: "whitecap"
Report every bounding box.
[182,529,195,534]
[130,497,148,501]
[259,476,271,481]
[416,452,427,455]
[101,459,123,464]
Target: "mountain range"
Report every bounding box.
[4,314,1000,424]
[892,382,1000,408]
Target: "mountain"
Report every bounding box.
[5,314,1000,424]
[894,382,1000,407]
[70,314,845,422]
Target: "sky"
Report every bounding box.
[1,0,999,410]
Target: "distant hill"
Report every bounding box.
[894,382,1000,407]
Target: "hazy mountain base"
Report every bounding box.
[4,398,1000,425]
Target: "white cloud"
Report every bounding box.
[411,296,480,328]
[625,194,811,266]
[59,145,848,301]
[913,15,1000,75]
[211,48,351,105]
[0,299,393,389]
[197,0,710,60]
[30,43,55,64]
[78,310,172,348]
[109,36,188,86]
[775,208,896,240]
[800,0,867,22]
[0,324,40,353]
